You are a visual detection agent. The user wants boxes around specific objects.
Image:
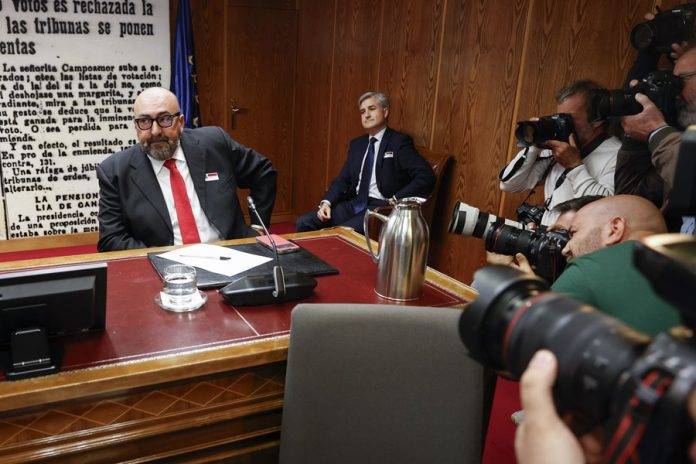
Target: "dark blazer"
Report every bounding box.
[97,126,277,251]
[323,127,435,205]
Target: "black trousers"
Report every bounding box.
[296,197,389,235]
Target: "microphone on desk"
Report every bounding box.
[218,197,317,306]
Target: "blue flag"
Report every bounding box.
[171,0,201,128]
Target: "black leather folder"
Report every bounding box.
[148,243,339,289]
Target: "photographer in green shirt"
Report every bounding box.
[552,194,680,335]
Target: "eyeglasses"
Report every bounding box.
[677,70,696,81]
[134,112,181,130]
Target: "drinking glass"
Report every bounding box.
[162,264,197,307]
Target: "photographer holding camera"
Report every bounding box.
[478,193,678,334]
[500,80,619,227]
[485,195,603,275]
[553,195,679,335]
[620,46,696,234]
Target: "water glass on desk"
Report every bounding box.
[163,264,197,306]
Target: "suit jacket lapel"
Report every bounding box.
[180,131,208,212]
[128,149,172,234]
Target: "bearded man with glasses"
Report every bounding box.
[620,47,696,234]
[96,87,277,251]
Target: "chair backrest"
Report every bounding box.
[417,145,453,227]
[365,146,452,241]
[280,304,484,464]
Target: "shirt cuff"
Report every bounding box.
[319,200,331,208]
[648,125,673,145]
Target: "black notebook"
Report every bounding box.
[148,242,339,289]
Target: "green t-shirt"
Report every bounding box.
[551,241,680,336]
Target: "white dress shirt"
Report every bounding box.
[148,145,221,244]
[355,126,387,200]
[499,136,619,226]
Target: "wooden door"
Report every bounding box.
[191,1,297,223]
[227,6,297,221]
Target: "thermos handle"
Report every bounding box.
[364,209,390,263]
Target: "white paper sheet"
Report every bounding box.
[158,244,272,277]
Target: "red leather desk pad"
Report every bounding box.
[17,235,467,373]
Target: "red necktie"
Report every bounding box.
[163,159,201,244]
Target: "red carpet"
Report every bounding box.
[483,377,520,464]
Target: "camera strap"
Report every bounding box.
[602,369,673,464]
[520,160,565,211]
[541,165,570,210]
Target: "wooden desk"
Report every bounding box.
[0,229,476,463]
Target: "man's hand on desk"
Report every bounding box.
[317,201,331,222]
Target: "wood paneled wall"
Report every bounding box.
[293,0,664,284]
[188,0,671,284]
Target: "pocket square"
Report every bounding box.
[205,172,220,181]
[384,151,394,158]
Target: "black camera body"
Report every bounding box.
[588,70,682,123]
[515,113,575,148]
[515,202,545,226]
[631,3,696,54]
[448,201,568,282]
[461,234,696,462]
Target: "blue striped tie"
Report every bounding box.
[353,137,378,213]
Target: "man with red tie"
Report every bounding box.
[295,91,435,234]
[97,87,277,251]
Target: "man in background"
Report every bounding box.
[296,91,435,234]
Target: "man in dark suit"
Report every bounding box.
[296,91,435,234]
[97,87,276,251]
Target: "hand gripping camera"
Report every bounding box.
[588,70,683,124]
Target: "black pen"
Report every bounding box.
[178,254,232,261]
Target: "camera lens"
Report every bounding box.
[485,225,535,260]
[515,121,539,147]
[461,266,650,427]
[516,123,536,146]
[448,202,524,238]
[631,22,656,50]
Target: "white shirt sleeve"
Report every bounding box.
[499,146,554,192]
